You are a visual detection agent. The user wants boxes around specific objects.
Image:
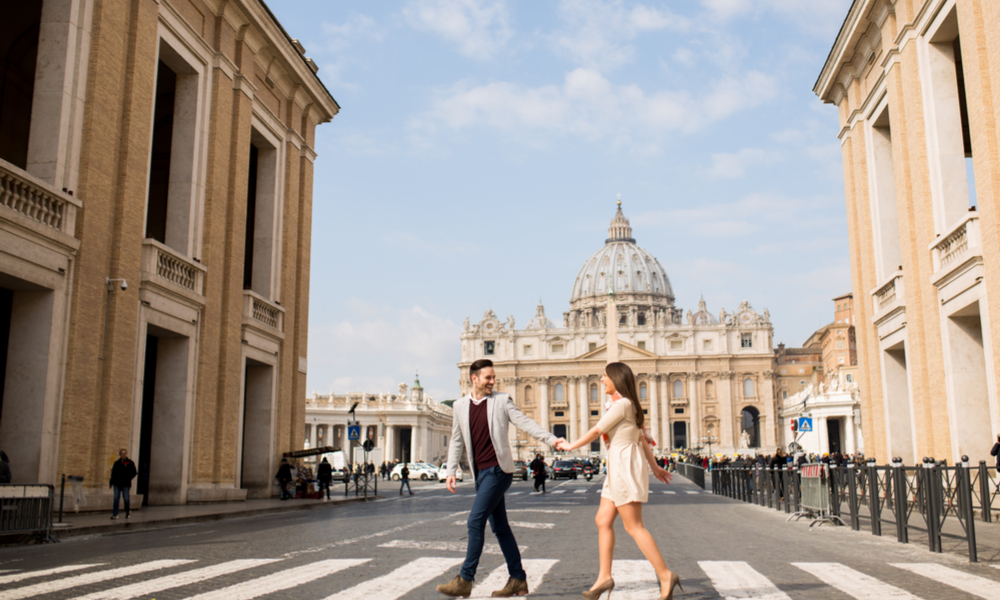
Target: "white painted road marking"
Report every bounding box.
[575,490,587,493]
[700,561,792,600]
[0,564,102,586]
[283,510,469,557]
[471,559,559,598]
[1,560,193,600]
[186,559,368,600]
[793,563,919,599]
[663,491,675,494]
[551,490,566,494]
[507,509,570,514]
[378,540,526,555]
[685,491,700,494]
[74,559,278,600]
[609,559,660,599]
[323,557,463,600]
[454,520,554,529]
[892,563,999,599]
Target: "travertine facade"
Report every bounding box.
[815,0,1000,464]
[459,205,779,456]
[0,0,337,508]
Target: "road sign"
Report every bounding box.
[798,417,813,433]
[363,439,374,452]
[348,425,361,441]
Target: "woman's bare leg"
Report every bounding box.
[618,502,674,593]
[591,498,618,589]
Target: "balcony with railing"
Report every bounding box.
[871,272,904,318]
[930,215,982,287]
[0,158,80,243]
[243,290,284,335]
[140,239,206,299]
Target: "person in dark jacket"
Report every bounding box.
[109,448,137,519]
[991,435,1000,473]
[317,458,333,500]
[530,454,547,493]
[399,463,413,495]
[0,450,11,483]
[276,458,293,500]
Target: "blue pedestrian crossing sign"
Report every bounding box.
[797,417,813,432]
[348,425,361,441]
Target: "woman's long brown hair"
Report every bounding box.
[605,362,643,429]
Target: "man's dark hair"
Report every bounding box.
[469,359,493,379]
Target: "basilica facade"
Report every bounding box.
[458,205,778,457]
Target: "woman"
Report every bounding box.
[530,453,548,493]
[559,362,681,600]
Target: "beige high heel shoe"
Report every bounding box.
[659,572,683,600]
[581,577,614,600]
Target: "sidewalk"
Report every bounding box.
[50,493,379,539]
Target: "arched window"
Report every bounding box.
[705,380,714,399]
[639,382,647,400]
[743,378,755,397]
[673,380,684,398]
[524,385,533,404]
[590,383,599,402]
[554,383,564,404]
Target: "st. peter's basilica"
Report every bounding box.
[458,203,777,457]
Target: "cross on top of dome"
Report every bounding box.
[606,197,635,244]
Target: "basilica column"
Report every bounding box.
[688,375,699,450]
[818,416,829,455]
[568,376,579,441]
[308,424,317,449]
[845,413,856,454]
[716,373,733,451]
[540,378,550,434]
[648,374,659,450]
[579,377,589,440]
[385,425,395,461]
[410,424,418,463]
[660,377,671,449]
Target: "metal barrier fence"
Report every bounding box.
[0,484,57,543]
[712,457,1000,563]
[675,462,705,489]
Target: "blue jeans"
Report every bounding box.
[112,485,130,516]
[400,478,412,494]
[461,466,524,582]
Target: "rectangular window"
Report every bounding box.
[846,373,854,382]
[741,333,753,348]
[590,410,599,416]
[0,1,41,168]
[703,340,712,350]
[670,340,682,350]
[643,409,648,415]
[780,369,786,374]
[590,385,598,402]
[639,384,647,400]
[799,368,805,374]
[554,411,564,417]
[799,380,806,385]
[637,312,646,326]
[783,391,788,399]
[588,342,597,352]
[839,357,845,364]
[637,341,646,350]
[674,408,684,414]
[484,340,495,355]
[837,340,844,348]
[551,343,564,353]
[523,344,532,356]
[244,130,279,296]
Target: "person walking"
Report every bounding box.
[317,457,333,500]
[436,359,566,598]
[0,450,10,483]
[109,449,137,520]
[530,453,547,493]
[991,435,1000,473]
[399,464,413,496]
[275,458,293,500]
[559,362,680,600]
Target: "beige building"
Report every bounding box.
[815,0,1000,464]
[0,0,337,508]
[459,205,778,456]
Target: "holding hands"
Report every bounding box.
[553,438,571,452]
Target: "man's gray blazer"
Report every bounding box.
[446,392,558,477]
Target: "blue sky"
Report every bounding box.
[266,0,855,402]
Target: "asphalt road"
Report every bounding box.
[3,475,1000,599]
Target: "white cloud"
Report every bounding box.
[550,0,689,70]
[701,0,752,20]
[320,14,383,52]
[672,47,696,67]
[415,68,777,149]
[402,0,513,60]
[709,147,782,179]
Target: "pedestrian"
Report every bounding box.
[317,457,333,500]
[109,448,137,520]
[275,458,293,500]
[399,463,413,496]
[559,362,680,600]
[530,453,547,493]
[991,435,1000,473]
[0,450,10,483]
[436,359,566,598]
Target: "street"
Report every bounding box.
[2,475,1000,599]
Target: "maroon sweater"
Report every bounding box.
[470,400,499,472]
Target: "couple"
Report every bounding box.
[437,359,681,600]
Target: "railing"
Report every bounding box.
[931,215,981,275]
[0,158,79,236]
[0,484,57,543]
[675,462,705,489]
[243,290,284,332]
[712,458,998,563]
[871,273,904,316]
[141,239,206,297]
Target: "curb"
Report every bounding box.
[51,495,383,539]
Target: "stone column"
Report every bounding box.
[579,378,589,438]
[410,424,418,463]
[845,413,856,454]
[308,424,317,449]
[660,377,671,449]
[540,378,550,434]
[568,376,579,441]
[818,416,829,455]
[648,374,659,449]
[688,375,699,449]
[385,425,394,460]
[718,372,735,451]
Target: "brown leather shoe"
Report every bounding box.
[436,575,474,598]
[492,577,529,597]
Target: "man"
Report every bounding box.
[317,457,333,500]
[436,359,565,598]
[275,458,293,500]
[109,448,137,519]
[399,463,413,496]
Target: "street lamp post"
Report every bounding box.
[700,433,719,456]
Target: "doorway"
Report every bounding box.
[740,407,760,448]
[241,358,274,498]
[672,421,687,449]
[827,418,842,454]
[553,424,567,439]
[399,427,412,463]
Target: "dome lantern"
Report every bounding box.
[606,198,635,244]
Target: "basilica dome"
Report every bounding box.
[569,203,675,314]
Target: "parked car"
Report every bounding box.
[552,460,578,480]
[390,463,437,481]
[512,460,529,481]
[437,465,464,482]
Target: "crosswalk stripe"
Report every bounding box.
[186,559,368,600]
[685,491,700,495]
[507,509,570,514]
[793,562,919,599]
[892,563,999,599]
[323,556,463,600]
[1,560,193,600]
[663,491,675,494]
[552,490,566,494]
[74,559,277,600]
[609,559,660,599]
[508,492,523,496]
[471,559,558,598]
[574,490,587,493]
[700,561,792,600]
[454,520,554,529]
[378,540,526,555]
[0,564,102,586]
